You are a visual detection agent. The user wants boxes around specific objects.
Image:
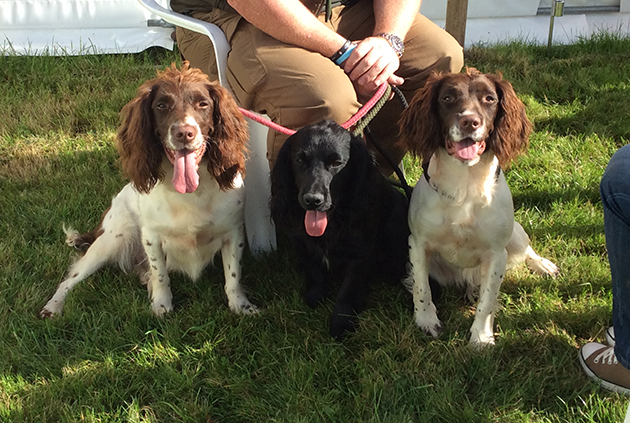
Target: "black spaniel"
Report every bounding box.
[270,120,410,339]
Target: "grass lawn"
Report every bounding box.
[1,35,629,422]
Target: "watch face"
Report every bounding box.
[378,33,404,57]
[390,36,404,54]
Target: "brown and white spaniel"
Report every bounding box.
[398,68,559,346]
[40,62,257,318]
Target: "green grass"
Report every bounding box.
[1,34,630,422]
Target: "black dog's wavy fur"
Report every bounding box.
[270,120,410,339]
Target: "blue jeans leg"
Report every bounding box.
[601,144,630,369]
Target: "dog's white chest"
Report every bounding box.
[409,161,513,270]
[138,172,245,277]
[427,203,493,268]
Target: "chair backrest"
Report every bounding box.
[136,0,230,87]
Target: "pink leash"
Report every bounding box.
[237,82,390,136]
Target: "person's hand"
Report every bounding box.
[342,36,404,102]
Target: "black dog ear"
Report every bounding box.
[270,136,298,227]
[349,135,374,168]
[335,134,373,202]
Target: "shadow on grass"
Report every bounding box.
[2,293,619,422]
[0,131,620,421]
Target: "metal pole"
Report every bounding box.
[548,0,565,50]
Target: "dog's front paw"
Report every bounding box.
[330,305,358,340]
[303,286,326,309]
[469,330,495,347]
[229,298,260,315]
[151,291,173,316]
[39,298,64,319]
[414,312,443,338]
[39,305,60,319]
[152,302,173,317]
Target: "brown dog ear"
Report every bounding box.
[486,73,532,168]
[205,82,249,190]
[398,72,445,164]
[116,82,164,194]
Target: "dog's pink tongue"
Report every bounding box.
[454,139,481,161]
[304,210,328,237]
[172,150,199,194]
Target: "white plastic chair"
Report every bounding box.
[137,0,277,254]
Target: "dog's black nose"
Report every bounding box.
[303,193,324,209]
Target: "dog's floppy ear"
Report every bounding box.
[398,72,445,164]
[348,134,375,171]
[206,81,250,190]
[116,83,164,194]
[486,73,532,168]
[339,135,373,199]
[270,136,298,227]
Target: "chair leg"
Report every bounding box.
[243,118,277,254]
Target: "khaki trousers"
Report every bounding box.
[175,1,464,171]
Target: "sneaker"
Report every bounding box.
[579,342,630,395]
[606,326,616,346]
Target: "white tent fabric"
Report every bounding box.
[1,0,174,55]
[420,0,630,47]
[1,0,630,55]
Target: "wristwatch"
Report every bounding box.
[375,33,404,58]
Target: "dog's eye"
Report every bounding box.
[198,101,210,108]
[484,95,497,103]
[330,160,343,168]
[156,102,168,110]
[441,95,454,103]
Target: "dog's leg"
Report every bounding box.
[468,250,507,346]
[142,229,172,316]
[409,235,442,338]
[329,261,370,339]
[221,228,257,314]
[525,245,559,276]
[509,222,559,276]
[40,232,118,318]
[298,244,328,308]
